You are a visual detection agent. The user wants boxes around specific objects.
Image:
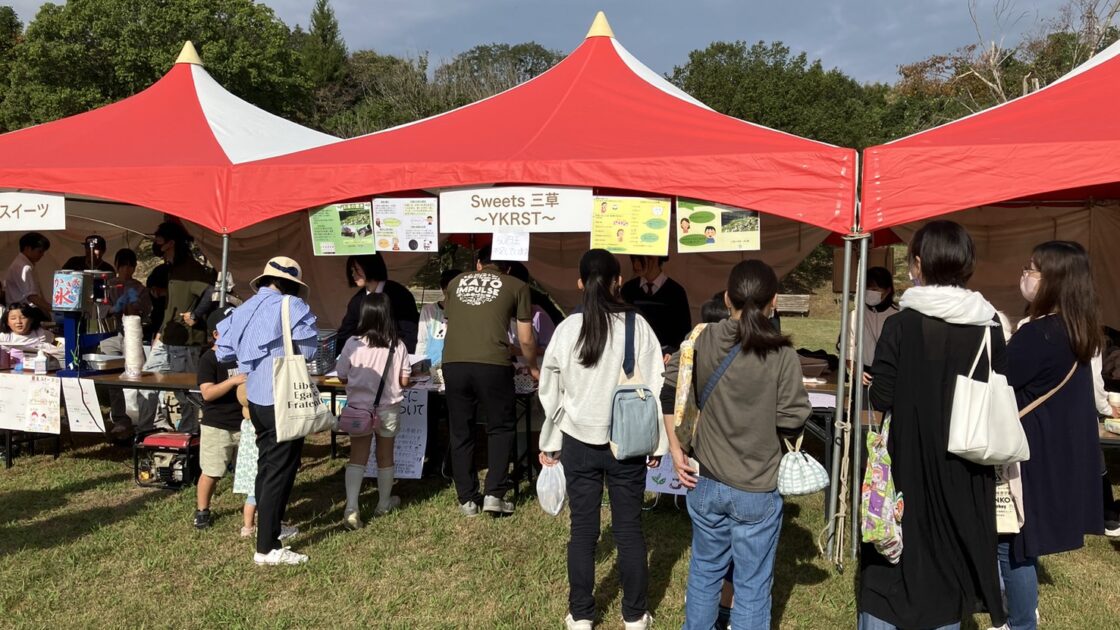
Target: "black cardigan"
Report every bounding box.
[335,281,420,354]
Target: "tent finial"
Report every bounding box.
[175,41,203,66]
[585,11,615,39]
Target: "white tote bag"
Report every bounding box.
[948,327,1031,465]
[273,296,335,442]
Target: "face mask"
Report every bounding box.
[1020,274,1040,302]
[865,290,884,307]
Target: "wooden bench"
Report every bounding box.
[775,294,812,317]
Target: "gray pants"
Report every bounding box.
[130,342,204,434]
[100,335,162,433]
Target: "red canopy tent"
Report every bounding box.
[233,13,857,234]
[0,42,339,234]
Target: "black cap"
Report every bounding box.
[206,306,236,336]
[84,235,107,251]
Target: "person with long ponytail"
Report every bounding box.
[538,249,666,630]
[661,259,810,630]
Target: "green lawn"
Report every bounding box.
[2,433,1117,629]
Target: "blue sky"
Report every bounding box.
[6,0,1072,83]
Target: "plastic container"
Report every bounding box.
[33,350,48,375]
[10,349,24,373]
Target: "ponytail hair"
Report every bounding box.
[727,259,791,358]
[576,249,631,368]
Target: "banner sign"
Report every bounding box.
[591,196,671,256]
[0,192,66,232]
[439,186,592,233]
[677,199,760,252]
[372,198,439,253]
[491,232,530,261]
[309,201,375,256]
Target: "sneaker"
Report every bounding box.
[343,510,364,530]
[564,614,593,630]
[374,496,401,516]
[1105,520,1120,537]
[279,524,299,541]
[193,509,211,530]
[253,547,308,566]
[623,612,652,630]
[460,500,481,517]
[482,495,514,516]
[239,526,255,538]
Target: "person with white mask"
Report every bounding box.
[844,266,899,379]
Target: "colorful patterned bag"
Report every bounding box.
[672,324,708,452]
[860,412,904,564]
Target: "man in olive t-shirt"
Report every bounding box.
[443,246,538,517]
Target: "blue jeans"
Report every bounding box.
[857,612,960,629]
[684,476,782,630]
[997,541,1037,630]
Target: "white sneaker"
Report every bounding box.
[374,496,401,516]
[343,510,364,530]
[564,613,592,630]
[279,524,299,540]
[623,612,652,630]
[460,500,481,517]
[253,547,307,566]
[482,494,514,516]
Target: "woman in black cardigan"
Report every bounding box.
[337,254,419,354]
[1003,241,1104,630]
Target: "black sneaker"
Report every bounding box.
[193,509,211,529]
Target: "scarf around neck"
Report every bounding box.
[899,285,998,326]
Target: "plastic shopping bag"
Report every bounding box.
[537,462,567,516]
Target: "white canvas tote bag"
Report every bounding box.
[948,327,1030,465]
[273,296,335,442]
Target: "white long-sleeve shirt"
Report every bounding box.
[538,312,668,455]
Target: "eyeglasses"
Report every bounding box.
[1021,266,1041,276]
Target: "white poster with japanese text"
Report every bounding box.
[372,197,439,253]
[0,192,66,232]
[439,186,592,233]
[62,378,106,433]
[365,388,429,480]
[490,232,530,261]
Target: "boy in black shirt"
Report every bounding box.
[194,307,246,529]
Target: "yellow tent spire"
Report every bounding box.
[585,11,615,39]
[175,41,203,66]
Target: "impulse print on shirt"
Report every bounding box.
[455,273,504,306]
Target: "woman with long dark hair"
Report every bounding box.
[336,293,412,528]
[662,259,810,630]
[538,249,665,630]
[1001,241,1104,629]
[858,221,1006,629]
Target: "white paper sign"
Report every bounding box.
[0,192,66,232]
[24,375,61,434]
[808,392,837,409]
[439,186,592,233]
[645,455,687,496]
[365,388,429,480]
[491,232,530,261]
[0,373,31,431]
[372,197,439,253]
[62,378,106,433]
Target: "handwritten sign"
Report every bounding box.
[62,378,105,433]
[645,455,687,496]
[0,192,66,232]
[373,198,438,252]
[361,388,429,480]
[440,186,592,233]
[25,376,61,433]
[491,231,530,261]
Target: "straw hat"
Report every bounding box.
[250,256,309,299]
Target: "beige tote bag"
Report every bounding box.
[273,296,335,442]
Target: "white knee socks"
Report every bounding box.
[345,464,365,514]
[377,466,395,509]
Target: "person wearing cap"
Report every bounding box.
[144,221,216,434]
[193,306,247,530]
[216,256,317,566]
[61,234,115,273]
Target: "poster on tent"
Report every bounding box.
[590,196,671,256]
[645,455,686,496]
[439,185,593,233]
[676,198,761,252]
[308,201,375,256]
[372,198,439,253]
[364,388,429,480]
[0,192,66,232]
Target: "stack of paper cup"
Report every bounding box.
[122,315,145,377]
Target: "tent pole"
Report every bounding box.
[849,234,871,559]
[218,234,229,307]
[826,236,854,559]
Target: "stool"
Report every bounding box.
[134,431,200,489]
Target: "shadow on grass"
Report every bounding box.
[772,504,829,628]
[0,479,166,556]
[0,471,131,524]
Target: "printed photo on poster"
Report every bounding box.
[676,199,760,252]
[308,201,375,256]
[373,198,439,253]
[590,196,671,256]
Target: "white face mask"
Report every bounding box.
[865,290,884,307]
[1020,273,1040,302]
